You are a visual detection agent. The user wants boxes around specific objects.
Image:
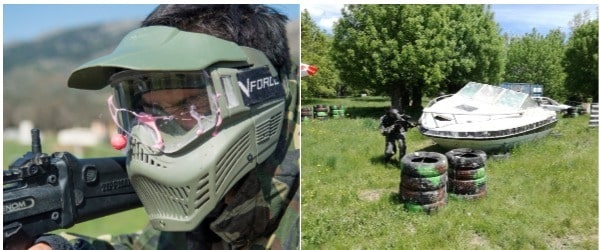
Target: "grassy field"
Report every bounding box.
[3,136,148,238]
[301,97,598,249]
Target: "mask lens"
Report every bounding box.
[141,88,212,131]
[108,70,219,152]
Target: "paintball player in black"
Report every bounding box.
[27,4,299,250]
[379,108,415,162]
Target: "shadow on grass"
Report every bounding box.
[300,97,424,120]
[345,106,387,119]
[301,96,390,105]
[415,143,514,158]
[388,191,403,205]
[370,154,403,170]
[349,97,391,102]
[414,144,447,154]
[344,106,424,120]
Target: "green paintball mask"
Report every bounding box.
[68,26,290,231]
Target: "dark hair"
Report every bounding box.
[142,4,291,75]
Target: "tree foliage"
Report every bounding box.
[300,9,342,98]
[504,29,567,101]
[332,5,504,109]
[563,19,599,101]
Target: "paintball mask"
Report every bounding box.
[68,26,289,231]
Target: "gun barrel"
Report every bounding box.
[74,156,142,223]
[4,154,141,249]
[31,129,42,154]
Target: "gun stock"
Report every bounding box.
[3,129,141,249]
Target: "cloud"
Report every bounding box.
[302,3,345,33]
[318,17,341,32]
[301,4,598,36]
[491,4,598,35]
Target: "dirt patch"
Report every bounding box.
[549,234,598,249]
[357,189,392,202]
[469,232,490,248]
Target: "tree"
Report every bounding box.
[563,19,598,102]
[442,5,505,93]
[333,5,414,109]
[504,29,567,100]
[300,9,342,98]
[332,4,504,110]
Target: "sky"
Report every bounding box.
[1,4,598,44]
[302,3,598,36]
[2,4,300,44]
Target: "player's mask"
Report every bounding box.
[68,26,289,231]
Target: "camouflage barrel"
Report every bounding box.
[300,107,312,122]
[445,148,487,199]
[329,105,345,119]
[400,152,448,213]
[313,104,328,120]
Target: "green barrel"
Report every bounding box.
[329,104,344,119]
[314,105,328,120]
[400,152,448,213]
[300,107,312,122]
[445,148,488,200]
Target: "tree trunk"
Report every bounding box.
[401,90,410,110]
[411,84,423,109]
[390,84,403,110]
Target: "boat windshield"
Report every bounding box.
[456,82,537,110]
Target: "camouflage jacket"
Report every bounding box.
[379,114,405,136]
[38,81,300,250]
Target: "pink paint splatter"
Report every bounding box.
[108,95,171,150]
[187,93,223,137]
[107,92,224,152]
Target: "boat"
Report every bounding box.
[531,96,572,112]
[418,82,558,152]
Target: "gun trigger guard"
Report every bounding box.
[4,221,23,238]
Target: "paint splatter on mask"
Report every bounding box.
[107,70,222,153]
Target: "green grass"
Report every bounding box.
[301,97,598,249]
[4,137,148,238]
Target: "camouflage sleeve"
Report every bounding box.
[55,226,193,250]
[379,115,389,135]
[49,230,141,250]
[267,188,299,249]
[250,78,300,249]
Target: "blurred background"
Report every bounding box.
[2,3,300,237]
[3,4,299,160]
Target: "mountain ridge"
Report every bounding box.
[3,20,139,130]
[3,19,300,131]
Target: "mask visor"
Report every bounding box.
[108,70,221,153]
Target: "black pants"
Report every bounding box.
[384,134,406,160]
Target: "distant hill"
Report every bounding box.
[3,20,140,130]
[3,19,300,131]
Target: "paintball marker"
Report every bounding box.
[399,114,417,129]
[390,115,416,133]
[3,129,142,249]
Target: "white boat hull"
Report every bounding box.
[418,82,559,152]
[421,119,557,152]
